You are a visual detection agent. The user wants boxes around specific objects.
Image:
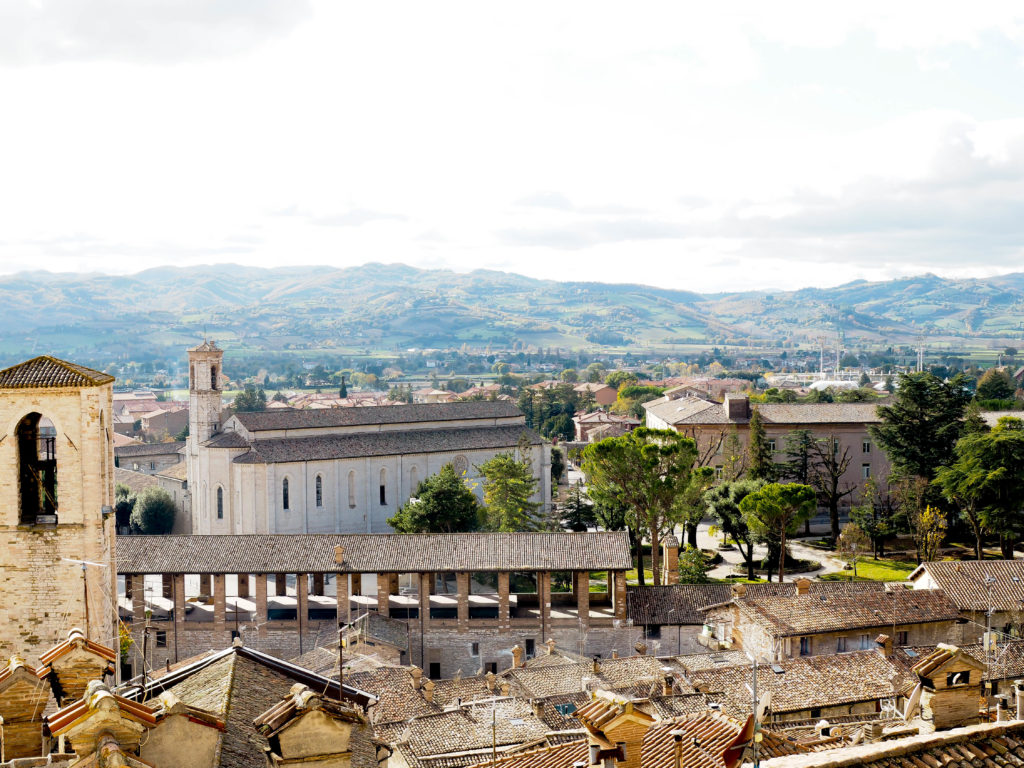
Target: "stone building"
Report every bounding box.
[908,559,1024,642]
[0,356,117,661]
[184,342,550,535]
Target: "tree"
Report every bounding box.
[550,447,566,487]
[777,429,814,533]
[703,479,765,579]
[673,466,715,548]
[850,477,900,558]
[677,545,710,584]
[582,428,698,586]
[870,372,971,481]
[477,453,542,531]
[114,484,135,531]
[893,476,941,563]
[272,391,288,403]
[746,408,775,482]
[964,401,990,435]
[560,482,595,532]
[976,368,1016,401]
[809,434,854,543]
[560,368,579,383]
[858,372,872,387]
[233,384,267,413]
[604,371,638,390]
[836,522,870,579]
[387,464,480,533]
[338,375,348,398]
[173,424,189,442]
[130,487,176,535]
[740,483,816,582]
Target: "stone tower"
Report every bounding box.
[186,341,224,534]
[0,356,116,662]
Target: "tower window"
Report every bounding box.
[348,471,356,508]
[17,413,57,524]
[210,365,218,391]
[379,469,387,505]
[315,475,323,507]
[216,487,224,519]
[282,478,290,510]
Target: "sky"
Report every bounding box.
[2,2,1024,293]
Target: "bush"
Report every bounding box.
[130,487,177,534]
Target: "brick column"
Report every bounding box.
[419,573,432,629]
[336,573,350,625]
[297,574,309,622]
[576,571,590,628]
[130,575,145,625]
[377,573,391,617]
[312,573,325,596]
[213,575,226,636]
[613,571,627,621]
[275,573,288,596]
[539,572,551,640]
[237,574,250,598]
[172,574,186,662]
[456,572,470,633]
[255,574,268,641]
[498,572,510,631]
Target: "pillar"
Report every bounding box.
[130,575,145,625]
[576,571,590,628]
[213,575,226,636]
[275,573,287,596]
[237,574,250,599]
[663,535,680,585]
[613,571,627,621]
[456,572,470,632]
[336,573,350,625]
[539,572,551,639]
[199,574,211,596]
[255,574,268,640]
[498,572,510,631]
[312,573,325,596]
[172,574,186,662]
[419,573,431,629]
[377,573,391,617]
[297,574,308,625]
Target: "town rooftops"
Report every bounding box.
[0,355,115,389]
[114,441,186,458]
[627,584,732,626]
[908,559,1024,611]
[116,532,633,574]
[231,400,523,432]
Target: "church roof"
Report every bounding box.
[230,400,522,432]
[0,356,115,389]
[188,340,221,352]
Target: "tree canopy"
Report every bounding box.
[976,368,1016,401]
[130,486,176,535]
[703,479,765,579]
[232,384,267,412]
[739,482,816,582]
[476,453,542,531]
[387,464,481,533]
[746,408,775,482]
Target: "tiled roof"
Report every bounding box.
[643,398,881,427]
[757,720,1024,768]
[117,532,632,574]
[688,650,910,714]
[909,643,985,678]
[342,667,440,724]
[114,441,185,458]
[156,460,188,482]
[232,401,523,433]
[204,432,251,449]
[0,356,114,389]
[627,584,732,625]
[742,581,893,598]
[232,425,542,464]
[909,559,1024,611]
[893,640,1024,685]
[728,588,959,636]
[504,655,695,700]
[253,686,364,738]
[114,467,160,496]
[189,340,221,352]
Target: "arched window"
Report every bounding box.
[210,365,219,391]
[409,466,419,490]
[282,478,290,510]
[379,468,387,506]
[17,413,57,524]
[315,475,323,507]
[216,487,224,519]
[348,471,356,508]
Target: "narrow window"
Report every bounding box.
[862,440,871,453]
[348,471,356,508]
[315,475,323,507]
[190,364,195,388]
[471,642,480,656]
[833,438,840,453]
[156,630,167,648]
[525,639,535,658]
[768,439,776,452]
[429,662,441,679]
[714,465,723,480]
[410,465,419,490]
[800,636,810,656]
[896,630,908,646]
[862,463,871,479]
[379,468,387,505]
[210,365,218,390]
[283,478,290,510]
[150,461,155,471]
[216,487,224,519]
[836,636,847,652]
[859,633,870,650]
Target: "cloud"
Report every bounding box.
[311,209,407,227]
[0,0,312,65]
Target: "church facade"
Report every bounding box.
[186,343,551,535]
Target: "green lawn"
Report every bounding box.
[819,558,918,582]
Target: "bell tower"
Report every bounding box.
[186,341,224,535]
[0,356,116,662]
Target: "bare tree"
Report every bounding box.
[809,434,854,543]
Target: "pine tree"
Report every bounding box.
[338,375,348,398]
[476,453,542,531]
[746,408,775,481]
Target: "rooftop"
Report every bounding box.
[231,400,523,432]
[0,355,115,389]
[908,559,1024,611]
[643,398,882,427]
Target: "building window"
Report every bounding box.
[836,636,847,652]
[150,461,155,471]
[155,630,167,648]
[471,642,480,656]
[896,630,908,646]
[315,475,323,507]
[410,465,419,490]
[216,487,224,519]
[379,469,387,505]
[714,465,723,480]
[947,671,970,686]
[429,662,441,679]
[800,637,810,656]
[16,413,58,525]
[487,662,497,674]
[859,633,870,650]
[833,438,840,453]
[862,463,871,479]
[211,365,218,390]
[282,478,290,510]
[768,439,776,452]
[348,471,356,508]
[525,639,535,658]
[862,440,871,453]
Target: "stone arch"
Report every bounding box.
[16,412,58,524]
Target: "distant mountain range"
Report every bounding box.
[2,263,1022,364]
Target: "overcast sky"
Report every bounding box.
[3,2,1024,293]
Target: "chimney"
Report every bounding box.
[997,695,1008,722]
[661,675,673,697]
[511,644,524,668]
[1015,680,1024,721]
[500,681,510,696]
[410,667,422,690]
[816,719,831,738]
[611,650,618,659]
[334,545,345,564]
[868,722,883,741]
[662,535,680,585]
[546,638,557,655]
[634,642,647,656]
[731,583,747,599]
[592,656,601,674]
[422,679,435,703]
[532,699,544,718]
[484,671,496,692]
[724,394,750,420]
[875,634,893,657]
[795,577,811,596]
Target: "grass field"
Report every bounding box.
[819,558,918,582]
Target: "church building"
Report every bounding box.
[186,342,550,535]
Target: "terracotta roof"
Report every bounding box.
[156,460,188,482]
[758,720,1024,768]
[726,588,960,636]
[232,401,523,432]
[644,398,881,427]
[114,441,185,458]
[114,467,160,495]
[232,425,542,464]
[742,581,893,598]
[504,655,695,700]
[909,559,1024,611]
[627,584,732,625]
[909,643,985,678]
[117,532,631,574]
[0,356,114,389]
[342,667,441,724]
[38,629,117,668]
[47,683,158,734]
[253,684,364,738]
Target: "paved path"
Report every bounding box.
[693,520,847,582]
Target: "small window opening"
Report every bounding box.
[156,630,167,648]
[379,468,387,505]
[316,475,323,507]
[18,413,57,524]
[211,365,219,391]
[348,471,356,508]
[283,478,290,510]
[216,487,224,519]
